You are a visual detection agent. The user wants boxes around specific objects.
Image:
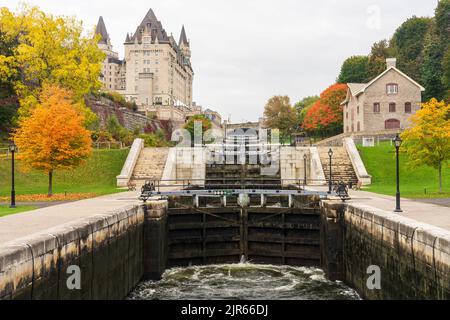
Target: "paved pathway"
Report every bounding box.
[309,186,450,231]
[1,187,449,245]
[0,191,141,244]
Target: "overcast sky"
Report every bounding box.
[2,0,437,122]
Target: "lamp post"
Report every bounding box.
[303,154,308,186]
[393,134,403,212]
[9,142,17,208]
[328,148,333,194]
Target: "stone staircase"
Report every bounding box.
[130,148,169,187]
[318,147,358,185]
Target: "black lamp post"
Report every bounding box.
[303,154,308,186]
[393,134,403,213]
[9,142,17,208]
[328,148,333,194]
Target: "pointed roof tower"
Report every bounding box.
[179,25,189,46]
[140,8,158,25]
[131,8,169,44]
[95,16,109,44]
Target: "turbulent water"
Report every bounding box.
[128,264,360,300]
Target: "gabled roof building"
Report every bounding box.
[341,58,425,133]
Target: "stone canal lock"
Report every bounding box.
[158,194,321,269]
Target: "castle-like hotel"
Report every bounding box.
[95,9,202,124]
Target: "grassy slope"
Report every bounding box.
[0,205,38,217]
[0,149,129,196]
[358,142,450,198]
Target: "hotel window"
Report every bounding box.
[357,106,360,114]
[389,103,396,113]
[405,102,412,113]
[357,122,360,132]
[386,83,398,95]
[373,103,380,113]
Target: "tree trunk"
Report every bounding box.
[438,162,442,193]
[48,170,53,197]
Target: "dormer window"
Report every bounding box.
[386,83,398,95]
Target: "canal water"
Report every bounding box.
[128,263,360,300]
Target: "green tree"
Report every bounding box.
[294,95,319,129]
[390,16,432,80]
[442,47,450,101]
[184,114,212,145]
[368,40,390,79]
[263,95,297,141]
[106,115,129,143]
[421,23,446,101]
[421,0,450,101]
[337,56,370,83]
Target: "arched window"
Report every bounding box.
[357,122,360,131]
[385,119,400,130]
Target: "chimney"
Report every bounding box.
[386,58,397,69]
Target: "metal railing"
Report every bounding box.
[136,177,354,192]
[0,147,18,160]
[92,141,125,149]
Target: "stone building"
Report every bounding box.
[341,58,425,133]
[94,9,194,115]
[95,17,124,91]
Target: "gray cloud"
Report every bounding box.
[2,0,436,121]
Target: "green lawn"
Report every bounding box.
[0,205,38,217]
[0,149,129,197]
[358,142,450,198]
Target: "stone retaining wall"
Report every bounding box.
[321,201,450,299]
[117,138,144,187]
[0,205,144,300]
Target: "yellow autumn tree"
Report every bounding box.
[401,98,450,192]
[0,5,104,123]
[13,85,92,196]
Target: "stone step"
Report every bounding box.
[319,147,358,183]
[130,147,169,185]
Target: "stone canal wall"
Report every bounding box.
[2,197,449,300]
[0,205,145,299]
[321,201,450,299]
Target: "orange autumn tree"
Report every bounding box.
[302,83,347,136]
[13,85,92,196]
